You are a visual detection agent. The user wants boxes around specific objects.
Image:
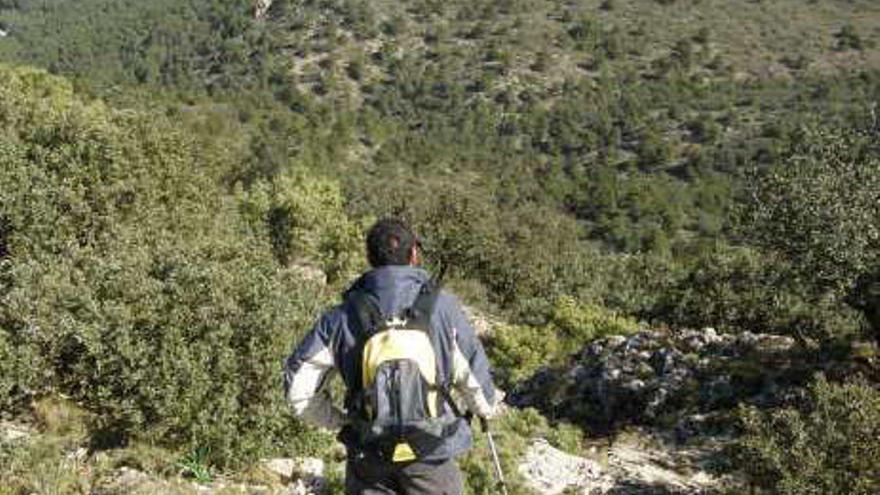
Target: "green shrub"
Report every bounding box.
[487,297,636,388]
[835,24,864,51]
[741,125,880,298]
[348,178,601,317]
[0,326,36,412]
[487,324,561,388]
[238,170,366,286]
[740,124,880,341]
[0,65,337,467]
[551,296,638,345]
[732,375,880,495]
[652,244,862,340]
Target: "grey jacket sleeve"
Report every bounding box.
[282,310,346,430]
[441,294,498,418]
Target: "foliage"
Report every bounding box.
[652,244,862,340]
[0,324,36,412]
[835,24,865,51]
[487,297,637,388]
[551,296,639,345]
[176,447,214,484]
[238,170,366,286]
[0,0,264,91]
[348,178,600,314]
[732,375,880,495]
[0,0,879,485]
[0,65,330,467]
[487,323,562,388]
[741,124,880,340]
[742,125,880,296]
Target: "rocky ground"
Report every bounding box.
[519,429,731,495]
[0,420,730,495]
[4,325,830,494]
[510,327,807,435]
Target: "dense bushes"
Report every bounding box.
[0,325,35,412]
[733,375,880,494]
[347,178,600,315]
[0,66,334,466]
[741,124,880,342]
[652,244,863,341]
[743,125,880,297]
[0,0,878,487]
[238,170,366,286]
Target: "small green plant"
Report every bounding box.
[487,323,562,388]
[175,447,213,484]
[834,24,863,51]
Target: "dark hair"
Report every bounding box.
[366,218,419,267]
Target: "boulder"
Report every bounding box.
[261,457,325,493]
[518,439,610,495]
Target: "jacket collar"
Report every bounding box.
[345,265,430,297]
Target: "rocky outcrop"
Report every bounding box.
[519,430,727,495]
[510,327,800,433]
[519,439,611,494]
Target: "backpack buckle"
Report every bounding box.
[385,316,408,328]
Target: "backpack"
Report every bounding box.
[347,282,462,462]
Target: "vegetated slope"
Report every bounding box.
[0,0,267,89]
[0,2,878,493]
[0,0,876,257]
[1,0,878,342]
[259,0,880,250]
[0,64,367,467]
[268,0,880,92]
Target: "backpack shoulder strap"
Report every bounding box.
[348,290,383,408]
[405,281,470,419]
[405,279,442,330]
[350,290,383,337]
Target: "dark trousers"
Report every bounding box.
[345,456,463,495]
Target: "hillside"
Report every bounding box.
[2,2,877,245]
[0,0,879,494]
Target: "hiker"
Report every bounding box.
[283,218,498,494]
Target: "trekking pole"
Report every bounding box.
[480,417,509,495]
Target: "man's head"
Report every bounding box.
[366,218,421,267]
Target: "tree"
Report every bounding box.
[741,124,880,341]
